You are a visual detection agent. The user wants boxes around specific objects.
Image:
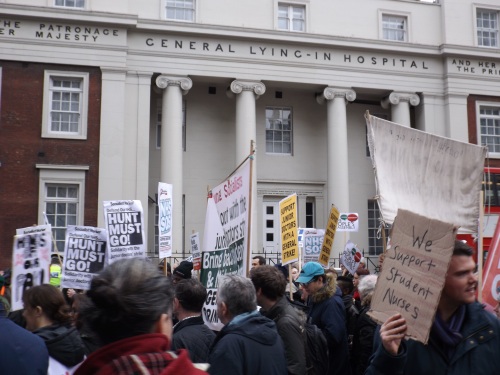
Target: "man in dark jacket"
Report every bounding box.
[172,278,215,363]
[366,240,500,375]
[0,298,49,374]
[251,265,306,375]
[208,274,287,375]
[297,262,352,375]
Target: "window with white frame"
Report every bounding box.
[266,107,293,155]
[477,8,499,47]
[54,0,85,9]
[165,0,195,22]
[382,14,407,42]
[477,103,500,154]
[37,166,87,253]
[278,3,305,32]
[367,199,390,255]
[156,99,186,151]
[42,71,89,140]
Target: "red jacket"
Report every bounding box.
[75,333,208,375]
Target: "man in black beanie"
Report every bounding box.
[172,261,193,284]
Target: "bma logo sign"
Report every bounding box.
[337,213,359,232]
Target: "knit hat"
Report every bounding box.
[173,261,193,279]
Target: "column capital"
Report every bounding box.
[229,80,266,98]
[381,92,420,109]
[155,75,193,93]
[316,87,356,105]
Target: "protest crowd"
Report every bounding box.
[1,240,500,375]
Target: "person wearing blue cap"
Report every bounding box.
[297,262,352,375]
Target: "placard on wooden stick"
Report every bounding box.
[368,209,455,344]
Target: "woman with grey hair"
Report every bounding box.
[74,258,207,375]
[351,274,378,375]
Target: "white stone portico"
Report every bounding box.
[1,0,500,263]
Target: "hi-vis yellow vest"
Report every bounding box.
[49,264,62,287]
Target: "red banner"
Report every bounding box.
[482,218,500,307]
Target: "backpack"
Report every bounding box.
[303,319,329,375]
[287,298,329,375]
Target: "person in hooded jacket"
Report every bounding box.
[208,274,287,375]
[22,284,86,374]
[297,262,352,375]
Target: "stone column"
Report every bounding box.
[317,87,356,213]
[229,80,266,258]
[317,87,355,261]
[155,75,192,255]
[229,80,266,162]
[381,92,420,127]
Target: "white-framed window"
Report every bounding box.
[367,199,390,255]
[42,71,89,140]
[477,102,500,156]
[163,0,195,22]
[277,3,305,32]
[476,8,499,48]
[381,13,408,42]
[156,99,186,151]
[54,0,85,9]
[266,107,293,155]
[37,165,88,253]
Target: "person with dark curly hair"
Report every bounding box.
[74,258,207,375]
[23,284,86,374]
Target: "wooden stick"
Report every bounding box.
[478,190,484,303]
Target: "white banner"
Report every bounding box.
[158,183,173,258]
[366,114,486,233]
[103,200,146,263]
[61,226,107,290]
[12,225,51,311]
[201,158,251,331]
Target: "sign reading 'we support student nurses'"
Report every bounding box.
[103,200,146,263]
[368,209,455,344]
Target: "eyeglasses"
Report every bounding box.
[300,277,317,287]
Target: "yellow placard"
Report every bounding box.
[280,194,299,265]
[319,205,340,266]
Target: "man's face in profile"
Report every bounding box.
[251,259,260,269]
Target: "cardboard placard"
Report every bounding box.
[368,209,455,344]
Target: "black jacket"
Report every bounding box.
[34,323,86,367]
[351,305,376,375]
[309,285,352,375]
[171,316,215,363]
[208,311,287,375]
[261,296,307,375]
